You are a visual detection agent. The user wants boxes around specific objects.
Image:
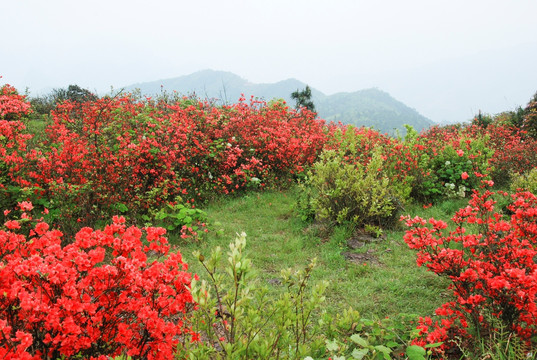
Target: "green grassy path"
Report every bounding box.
[178,187,450,319]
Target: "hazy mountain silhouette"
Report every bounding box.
[123,69,434,134]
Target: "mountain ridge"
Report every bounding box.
[122,70,434,135]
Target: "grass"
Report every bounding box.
[176,186,457,321]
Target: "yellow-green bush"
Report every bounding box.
[510,168,537,194]
[300,148,403,230]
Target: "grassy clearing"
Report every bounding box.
[176,187,461,321]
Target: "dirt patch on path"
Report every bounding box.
[343,231,385,266]
[341,249,381,266]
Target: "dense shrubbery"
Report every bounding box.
[1,88,327,235]
[484,123,537,185]
[0,203,194,359]
[510,167,537,194]
[4,81,537,359]
[412,127,494,201]
[0,84,33,217]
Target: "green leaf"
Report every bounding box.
[374,344,391,354]
[115,203,128,213]
[385,341,399,348]
[326,339,339,352]
[351,348,369,359]
[405,345,426,360]
[424,342,443,348]
[350,334,368,347]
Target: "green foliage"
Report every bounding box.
[317,312,438,360]
[522,92,537,138]
[186,232,329,359]
[403,124,419,142]
[493,107,526,128]
[291,85,316,112]
[52,84,98,104]
[413,135,494,201]
[29,92,56,117]
[472,110,494,128]
[510,167,537,194]
[456,314,532,360]
[364,224,383,238]
[29,84,98,117]
[295,179,317,223]
[145,200,207,240]
[301,148,402,230]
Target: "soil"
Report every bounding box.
[341,249,381,266]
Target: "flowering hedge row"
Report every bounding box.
[1,87,328,232]
[4,82,537,229]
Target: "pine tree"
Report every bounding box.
[291,85,316,112]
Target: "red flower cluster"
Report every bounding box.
[0,204,194,359]
[0,85,33,217]
[0,85,31,121]
[402,183,537,354]
[484,123,537,179]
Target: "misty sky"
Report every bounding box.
[1,0,536,123]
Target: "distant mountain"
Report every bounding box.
[123,70,434,135]
[317,88,433,134]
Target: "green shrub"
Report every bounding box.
[510,167,537,194]
[317,313,435,360]
[300,148,403,230]
[144,199,208,241]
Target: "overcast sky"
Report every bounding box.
[1,0,536,122]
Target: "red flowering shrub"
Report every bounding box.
[0,84,31,121]
[485,123,537,184]
[214,98,327,189]
[402,183,537,356]
[0,84,33,222]
[12,93,327,233]
[409,125,494,201]
[0,203,194,359]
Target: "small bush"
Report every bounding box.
[301,147,403,230]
